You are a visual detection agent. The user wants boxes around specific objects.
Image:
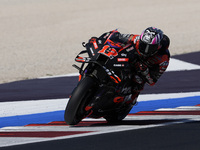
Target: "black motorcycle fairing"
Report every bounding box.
[65,29,141,125]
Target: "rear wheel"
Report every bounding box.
[64,76,96,125]
[104,104,133,123]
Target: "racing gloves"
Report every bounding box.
[134,62,155,86]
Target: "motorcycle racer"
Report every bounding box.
[65,27,170,125]
[97,27,170,105]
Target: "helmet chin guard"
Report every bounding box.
[139,27,163,57]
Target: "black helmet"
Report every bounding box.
[138,27,163,57]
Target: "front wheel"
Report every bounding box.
[64,76,96,125]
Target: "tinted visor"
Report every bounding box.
[139,40,158,57]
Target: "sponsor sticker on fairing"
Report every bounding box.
[117,58,129,62]
[113,64,125,67]
[93,41,98,49]
[126,46,134,52]
[121,53,127,57]
[90,47,95,56]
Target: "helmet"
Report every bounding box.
[138,27,163,57]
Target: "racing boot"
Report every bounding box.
[125,92,139,106]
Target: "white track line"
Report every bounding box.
[1,92,200,117]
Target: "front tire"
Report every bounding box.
[64,76,96,125]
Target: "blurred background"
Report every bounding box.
[0,0,199,83]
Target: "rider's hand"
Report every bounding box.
[135,62,149,76]
[135,62,155,85]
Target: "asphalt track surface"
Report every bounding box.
[1,52,200,102]
[1,51,200,150]
[1,121,200,150]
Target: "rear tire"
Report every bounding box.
[64,76,95,125]
[104,104,133,123]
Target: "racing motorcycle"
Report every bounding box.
[64,29,140,125]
